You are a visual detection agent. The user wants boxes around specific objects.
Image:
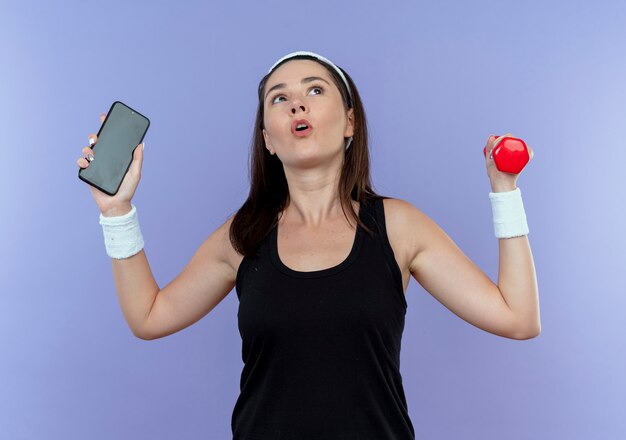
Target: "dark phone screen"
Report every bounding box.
[78,101,150,196]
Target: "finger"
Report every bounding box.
[130,142,144,172]
[100,113,106,124]
[487,134,497,146]
[88,133,98,145]
[77,157,89,168]
[486,135,499,157]
[493,133,512,150]
[81,146,95,163]
[496,132,514,143]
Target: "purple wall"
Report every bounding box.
[2,0,625,438]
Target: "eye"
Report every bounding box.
[270,85,324,105]
[271,95,286,104]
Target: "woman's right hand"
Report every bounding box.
[77,113,145,217]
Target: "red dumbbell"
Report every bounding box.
[484,136,531,174]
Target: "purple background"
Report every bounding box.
[2,0,625,438]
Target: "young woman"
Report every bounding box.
[77,51,540,439]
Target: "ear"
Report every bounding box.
[344,108,355,137]
[262,129,274,155]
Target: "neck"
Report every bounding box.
[281,164,348,228]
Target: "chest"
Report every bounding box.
[275,221,411,295]
[238,228,408,344]
[276,224,357,272]
[230,201,414,294]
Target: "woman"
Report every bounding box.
[77,51,540,439]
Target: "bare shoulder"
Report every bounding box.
[381,197,438,273]
[213,214,245,281]
[198,214,243,281]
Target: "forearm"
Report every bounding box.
[102,204,159,339]
[111,249,160,338]
[489,180,540,338]
[497,233,540,338]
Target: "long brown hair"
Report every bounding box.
[230,54,387,256]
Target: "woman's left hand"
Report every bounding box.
[484,133,534,193]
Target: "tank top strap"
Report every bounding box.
[367,197,407,309]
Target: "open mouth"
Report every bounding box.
[291,119,313,137]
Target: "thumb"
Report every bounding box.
[131,142,144,172]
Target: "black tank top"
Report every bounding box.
[232,197,415,440]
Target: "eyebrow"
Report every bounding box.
[264,76,331,101]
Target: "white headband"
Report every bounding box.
[267,50,353,106]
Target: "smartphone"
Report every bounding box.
[78,101,150,196]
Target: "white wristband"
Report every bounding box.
[99,204,145,259]
[488,188,529,239]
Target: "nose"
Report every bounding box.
[290,100,307,114]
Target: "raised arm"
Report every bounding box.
[133,216,240,340]
[394,134,540,339]
[78,113,240,341]
[402,200,540,339]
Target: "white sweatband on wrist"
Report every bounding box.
[488,187,529,239]
[99,204,145,259]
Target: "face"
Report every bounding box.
[262,59,354,165]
